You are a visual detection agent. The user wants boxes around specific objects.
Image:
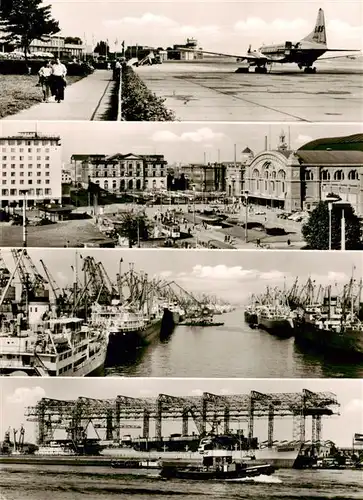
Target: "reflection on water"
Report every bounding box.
[0,464,362,500]
[103,309,363,378]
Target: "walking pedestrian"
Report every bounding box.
[113,59,121,81]
[38,61,52,102]
[51,58,67,103]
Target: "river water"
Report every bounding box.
[104,309,363,378]
[0,464,362,500]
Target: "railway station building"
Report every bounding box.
[244,132,363,215]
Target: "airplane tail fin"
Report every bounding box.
[302,8,327,45]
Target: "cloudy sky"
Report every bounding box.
[44,0,363,51]
[0,122,361,166]
[1,378,362,447]
[1,249,361,305]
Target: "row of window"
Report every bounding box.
[2,172,50,177]
[1,188,52,196]
[252,168,287,180]
[92,171,165,178]
[252,180,286,194]
[2,147,51,153]
[0,139,57,146]
[2,164,50,169]
[2,180,51,186]
[2,156,50,161]
[91,162,164,168]
[253,168,359,182]
[96,178,161,190]
[310,170,359,181]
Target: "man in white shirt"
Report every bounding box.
[51,58,67,103]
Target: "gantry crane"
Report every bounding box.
[25,390,339,451]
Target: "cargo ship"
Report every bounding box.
[293,298,363,358]
[100,433,302,468]
[244,289,294,337]
[257,305,294,338]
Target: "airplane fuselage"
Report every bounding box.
[258,41,327,66]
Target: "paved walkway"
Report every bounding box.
[3,70,114,121]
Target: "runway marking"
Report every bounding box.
[174,75,311,122]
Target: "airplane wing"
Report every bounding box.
[318,53,362,61]
[325,49,361,52]
[178,48,270,62]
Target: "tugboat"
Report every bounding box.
[160,449,275,480]
[181,316,224,327]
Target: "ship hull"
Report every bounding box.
[160,463,274,480]
[101,445,300,468]
[160,308,177,340]
[106,313,170,364]
[244,310,258,325]
[294,319,363,358]
[257,317,294,338]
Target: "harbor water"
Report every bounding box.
[104,309,363,378]
[0,464,362,500]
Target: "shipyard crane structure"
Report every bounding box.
[10,249,48,302]
[25,389,339,450]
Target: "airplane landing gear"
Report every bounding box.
[255,66,267,74]
[303,66,316,73]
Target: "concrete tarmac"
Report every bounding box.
[135,59,363,122]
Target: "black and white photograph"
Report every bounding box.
[0,248,362,378]
[0,0,362,121]
[0,1,362,499]
[0,121,362,250]
[0,377,362,499]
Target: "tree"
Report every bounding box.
[94,40,109,56]
[2,0,60,61]
[0,0,14,16]
[115,211,150,248]
[64,36,82,45]
[302,200,362,250]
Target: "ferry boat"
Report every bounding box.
[0,301,107,376]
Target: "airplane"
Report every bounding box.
[181,9,361,73]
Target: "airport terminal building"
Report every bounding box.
[244,133,363,215]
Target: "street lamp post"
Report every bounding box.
[20,189,29,248]
[334,200,347,251]
[341,207,345,251]
[192,185,196,226]
[328,201,333,250]
[244,190,249,243]
[326,194,341,250]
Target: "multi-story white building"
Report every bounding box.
[78,153,168,193]
[0,132,62,208]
